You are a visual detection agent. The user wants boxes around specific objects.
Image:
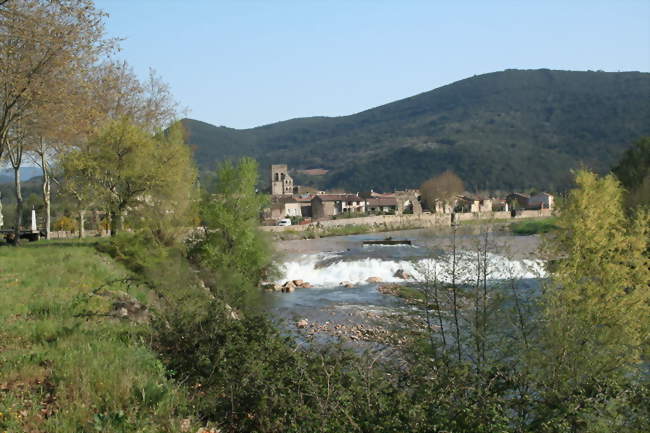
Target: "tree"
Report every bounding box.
[191,157,274,308]
[535,170,650,429]
[420,170,464,212]
[62,118,195,236]
[0,0,111,161]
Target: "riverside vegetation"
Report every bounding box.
[2,156,649,432]
[1,2,649,430]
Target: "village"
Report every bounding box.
[264,164,554,229]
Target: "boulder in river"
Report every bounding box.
[296,319,309,328]
[340,281,355,288]
[366,276,383,283]
[393,269,411,280]
[282,281,296,292]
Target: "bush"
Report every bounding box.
[53,215,76,232]
[510,217,558,235]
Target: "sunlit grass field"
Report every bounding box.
[0,240,192,433]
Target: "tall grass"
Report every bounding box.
[510,217,558,235]
[0,240,194,433]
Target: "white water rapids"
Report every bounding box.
[276,251,546,287]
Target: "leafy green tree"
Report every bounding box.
[191,157,274,308]
[62,118,196,237]
[535,170,650,430]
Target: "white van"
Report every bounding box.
[277,218,292,226]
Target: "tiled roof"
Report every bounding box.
[313,194,361,202]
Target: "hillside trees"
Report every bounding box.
[612,137,650,210]
[420,170,465,211]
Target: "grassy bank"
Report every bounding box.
[510,217,558,235]
[0,240,194,433]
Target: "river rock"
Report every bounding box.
[340,281,354,288]
[366,276,383,283]
[282,281,296,293]
[393,269,411,279]
[292,279,305,287]
[296,319,309,328]
[301,282,313,288]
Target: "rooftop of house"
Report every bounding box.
[293,195,314,202]
[507,192,531,199]
[313,194,362,202]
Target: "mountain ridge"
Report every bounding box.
[183,69,650,192]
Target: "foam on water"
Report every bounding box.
[277,252,545,287]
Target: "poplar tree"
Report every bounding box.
[535,169,650,429]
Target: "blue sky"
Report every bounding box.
[95,0,650,129]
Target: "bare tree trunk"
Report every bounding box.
[13,165,22,246]
[40,151,51,239]
[79,208,86,238]
[93,209,100,236]
[110,209,118,236]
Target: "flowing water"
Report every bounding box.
[262,228,545,336]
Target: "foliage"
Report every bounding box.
[0,0,111,161]
[510,217,558,235]
[420,170,465,210]
[154,300,517,433]
[183,69,650,192]
[62,118,197,237]
[534,170,650,430]
[190,157,275,308]
[612,136,650,209]
[53,215,76,232]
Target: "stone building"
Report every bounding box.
[268,196,302,220]
[506,193,530,210]
[271,164,294,196]
[311,194,365,219]
[366,197,398,214]
[529,192,554,210]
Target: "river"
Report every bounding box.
[261,227,545,343]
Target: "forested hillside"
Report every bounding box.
[184,69,650,192]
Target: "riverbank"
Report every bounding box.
[265,210,554,240]
[0,240,195,432]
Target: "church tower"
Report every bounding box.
[271,164,293,196]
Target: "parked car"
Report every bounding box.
[277,218,292,226]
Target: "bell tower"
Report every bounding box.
[271,164,293,196]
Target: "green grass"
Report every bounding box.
[0,240,194,432]
[510,217,558,235]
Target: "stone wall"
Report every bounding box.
[260,208,553,233]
